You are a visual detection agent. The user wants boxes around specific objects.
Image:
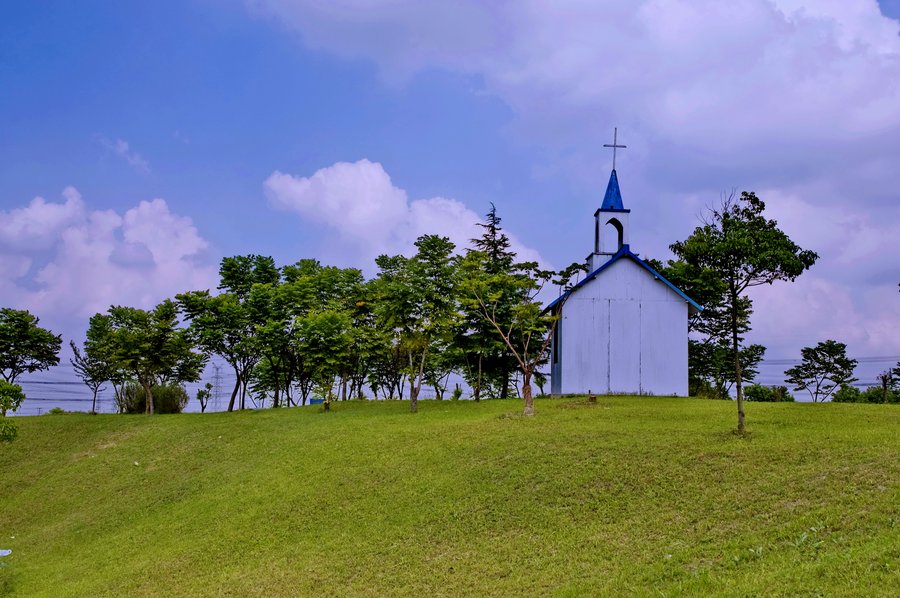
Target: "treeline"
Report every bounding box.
[1,196,897,442]
[71,207,582,417]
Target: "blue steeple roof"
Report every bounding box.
[601,169,625,210]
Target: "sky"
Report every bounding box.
[2,0,899,404]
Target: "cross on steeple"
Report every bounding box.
[603,127,626,170]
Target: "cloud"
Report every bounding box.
[0,188,216,340]
[251,0,900,359]
[0,187,84,251]
[97,136,151,174]
[264,159,543,264]
[250,0,900,186]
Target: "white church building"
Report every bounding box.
[548,156,701,397]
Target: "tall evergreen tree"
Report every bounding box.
[456,204,519,399]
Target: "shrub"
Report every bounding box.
[743,384,794,402]
[690,379,725,400]
[832,385,861,403]
[771,386,795,402]
[451,384,463,401]
[744,384,774,402]
[120,382,190,414]
[859,386,898,404]
[46,407,67,415]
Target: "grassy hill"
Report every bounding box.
[1,397,898,596]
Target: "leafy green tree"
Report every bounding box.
[669,192,818,433]
[0,308,62,384]
[374,235,458,413]
[88,300,206,414]
[70,340,114,414]
[0,380,26,441]
[178,291,258,411]
[785,340,858,402]
[0,379,25,417]
[688,340,766,399]
[178,256,278,411]
[196,382,213,413]
[459,251,557,416]
[300,309,353,410]
[84,313,129,412]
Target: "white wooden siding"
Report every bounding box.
[553,257,689,396]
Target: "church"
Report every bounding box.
[548,133,701,396]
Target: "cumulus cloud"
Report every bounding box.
[0,188,216,339]
[97,136,151,174]
[265,159,543,264]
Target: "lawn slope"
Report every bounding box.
[1,397,898,596]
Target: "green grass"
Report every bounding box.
[1,397,898,596]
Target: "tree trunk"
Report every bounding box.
[730,288,745,434]
[228,367,240,412]
[142,380,154,415]
[474,355,482,402]
[91,388,98,415]
[522,370,535,416]
[409,375,419,413]
[501,371,510,399]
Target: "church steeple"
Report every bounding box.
[588,129,632,271]
[601,169,625,210]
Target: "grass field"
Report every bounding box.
[1,397,898,596]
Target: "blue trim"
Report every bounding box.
[546,244,703,312]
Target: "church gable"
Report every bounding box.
[548,246,701,313]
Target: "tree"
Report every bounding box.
[0,380,26,441]
[70,340,113,414]
[299,309,353,410]
[0,308,62,384]
[784,340,858,402]
[688,340,766,399]
[670,192,818,433]
[196,382,213,413]
[460,250,577,416]
[459,204,520,400]
[89,300,206,414]
[178,255,278,412]
[374,235,458,413]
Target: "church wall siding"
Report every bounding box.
[608,300,641,393]
[639,299,688,395]
[559,297,608,394]
[555,257,690,396]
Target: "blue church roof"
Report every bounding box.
[545,245,703,312]
[600,169,626,211]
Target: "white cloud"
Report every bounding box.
[264,159,543,264]
[250,0,900,184]
[0,189,216,339]
[0,187,84,251]
[251,0,900,358]
[97,136,151,174]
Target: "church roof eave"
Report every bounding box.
[545,245,703,313]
